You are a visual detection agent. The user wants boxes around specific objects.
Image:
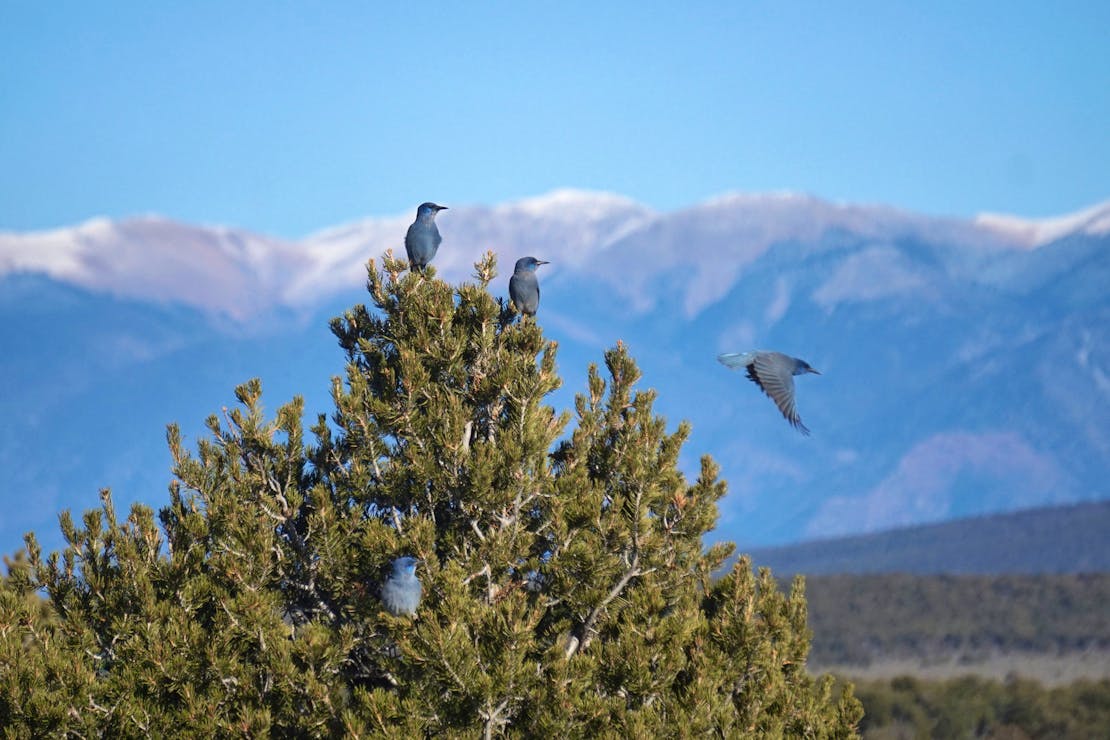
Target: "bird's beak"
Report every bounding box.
[537,259,550,265]
[808,368,821,374]
[435,205,448,211]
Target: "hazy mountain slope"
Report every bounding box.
[742,501,1110,575]
[0,274,340,554]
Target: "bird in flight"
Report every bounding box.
[718,351,820,435]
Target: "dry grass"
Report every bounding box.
[814,648,1110,687]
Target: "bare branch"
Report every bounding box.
[460,420,473,455]
[481,697,511,740]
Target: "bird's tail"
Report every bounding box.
[717,352,758,369]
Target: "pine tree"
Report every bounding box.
[0,252,862,737]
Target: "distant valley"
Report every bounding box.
[736,503,1110,687]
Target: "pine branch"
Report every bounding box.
[481,697,511,740]
[566,552,642,660]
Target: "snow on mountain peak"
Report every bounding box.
[500,188,650,219]
[3,191,1106,321]
[974,199,1110,248]
[0,215,307,320]
[701,190,816,208]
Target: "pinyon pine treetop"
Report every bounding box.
[0,251,862,737]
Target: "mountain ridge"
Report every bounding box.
[743,500,1110,575]
[4,190,1108,321]
[2,191,1107,556]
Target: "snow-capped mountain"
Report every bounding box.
[2,190,1108,556]
[1,216,310,320]
[6,190,1107,318]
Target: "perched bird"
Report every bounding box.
[404,202,448,270]
[381,556,422,616]
[508,256,550,316]
[717,351,820,435]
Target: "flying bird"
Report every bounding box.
[508,256,550,316]
[381,556,422,616]
[404,202,447,270]
[718,351,820,435]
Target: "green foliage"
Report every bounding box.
[1,252,861,737]
[850,675,1110,739]
[803,574,1110,666]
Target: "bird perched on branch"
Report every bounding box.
[404,202,447,270]
[508,256,550,317]
[718,351,820,435]
[381,556,422,616]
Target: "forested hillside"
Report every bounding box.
[803,573,1110,668]
[850,676,1110,739]
[805,573,1110,737]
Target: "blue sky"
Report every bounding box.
[2,1,1107,239]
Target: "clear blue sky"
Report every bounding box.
[2,1,1107,238]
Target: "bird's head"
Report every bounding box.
[392,555,421,577]
[514,256,549,273]
[417,202,447,218]
[795,359,820,375]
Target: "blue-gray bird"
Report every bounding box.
[381,556,422,616]
[508,256,549,316]
[718,351,820,435]
[404,202,447,270]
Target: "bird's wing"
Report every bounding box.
[717,352,758,370]
[509,273,540,313]
[750,353,810,435]
[508,273,521,305]
[404,223,421,262]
